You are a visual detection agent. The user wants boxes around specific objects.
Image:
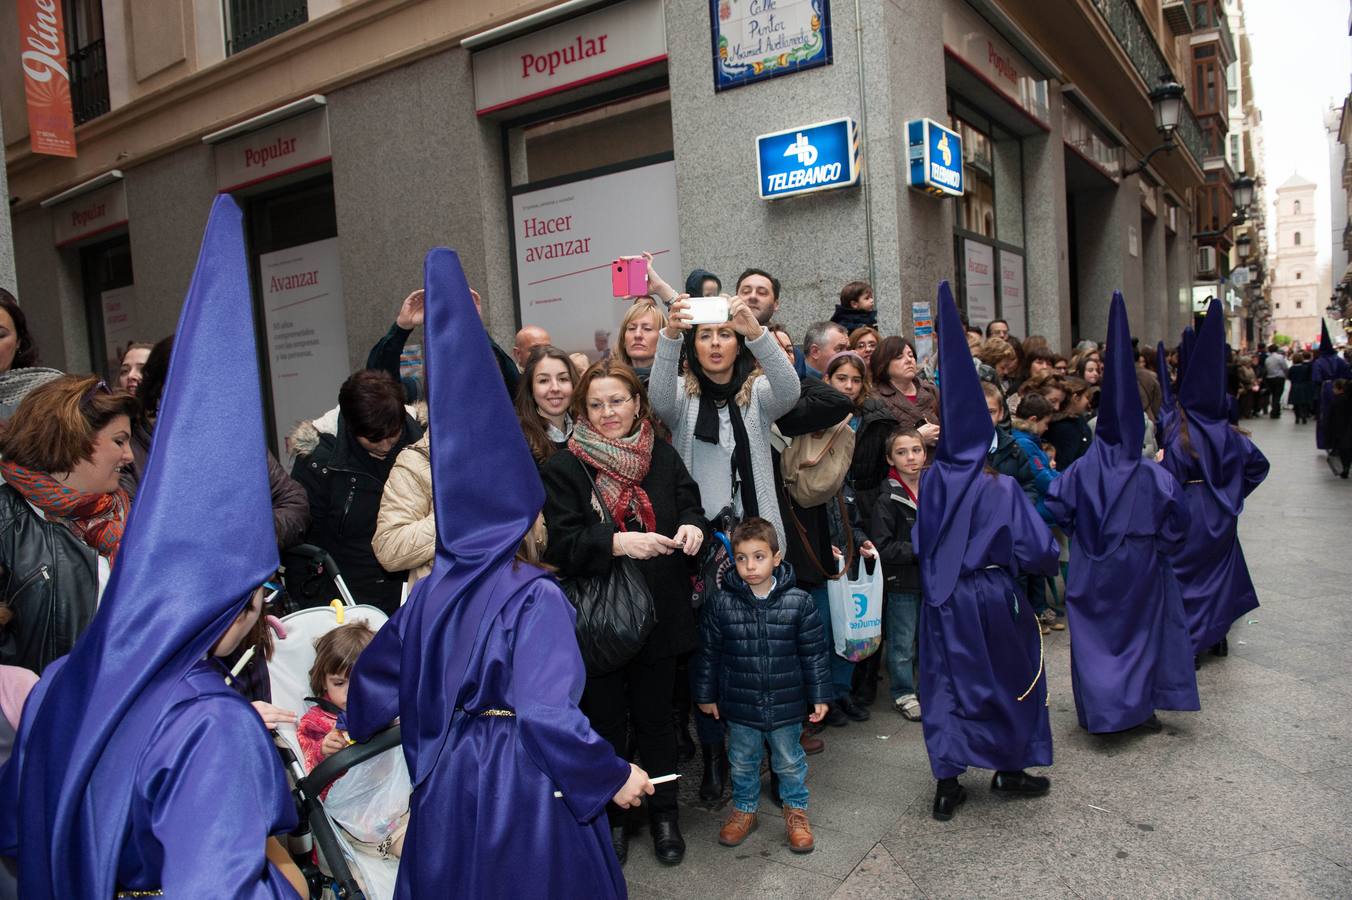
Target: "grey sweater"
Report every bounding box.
[649,328,801,550]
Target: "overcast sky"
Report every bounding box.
[1246,0,1350,278]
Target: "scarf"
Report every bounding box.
[683,330,760,519]
[0,460,129,563]
[568,418,657,532]
[887,467,918,503]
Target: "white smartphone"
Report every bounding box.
[686,296,730,325]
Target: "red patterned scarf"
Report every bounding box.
[568,418,657,532]
[0,460,130,563]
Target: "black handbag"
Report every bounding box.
[558,460,656,676]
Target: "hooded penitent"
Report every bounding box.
[913,281,1058,780]
[1178,325,1196,383]
[1161,297,1269,655]
[343,249,630,899]
[1157,341,1177,445]
[1044,293,1198,733]
[0,196,282,898]
[1312,320,1352,449]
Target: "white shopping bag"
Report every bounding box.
[321,734,412,844]
[826,554,884,662]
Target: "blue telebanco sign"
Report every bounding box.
[756,117,860,200]
[906,118,964,197]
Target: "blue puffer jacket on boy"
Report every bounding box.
[691,561,833,731]
[1010,426,1059,523]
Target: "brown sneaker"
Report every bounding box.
[784,807,814,853]
[800,731,825,755]
[718,809,758,847]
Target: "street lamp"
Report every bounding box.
[1233,175,1255,214]
[1123,76,1186,176]
[1235,233,1251,262]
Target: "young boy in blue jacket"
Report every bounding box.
[692,517,832,854]
[1009,391,1064,631]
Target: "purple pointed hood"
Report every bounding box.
[7,196,277,899]
[375,248,549,788]
[1178,325,1196,382]
[1320,319,1335,357]
[1157,340,1178,445]
[1176,297,1248,515]
[915,280,991,607]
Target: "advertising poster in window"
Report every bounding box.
[100,285,137,376]
[512,161,681,362]
[963,239,997,328]
[259,237,351,456]
[998,250,1026,339]
[710,0,832,92]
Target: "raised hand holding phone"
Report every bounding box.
[663,295,693,338]
[610,256,649,298]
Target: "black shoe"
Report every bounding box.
[837,696,871,722]
[674,711,696,763]
[990,770,1051,796]
[932,779,967,821]
[1137,714,1164,733]
[651,818,686,865]
[822,704,849,728]
[768,771,783,809]
[1210,637,1228,657]
[1194,655,1202,671]
[610,824,629,865]
[698,744,728,803]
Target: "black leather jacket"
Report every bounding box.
[0,484,100,674]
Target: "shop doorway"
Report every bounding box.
[79,234,135,380]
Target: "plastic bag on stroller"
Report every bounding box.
[323,737,410,846]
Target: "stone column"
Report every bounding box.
[1140,204,1168,345]
[1021,81,1072,351]
[1165,215,1194,341]
[1073,173,1144,344]
[0,112,14,294]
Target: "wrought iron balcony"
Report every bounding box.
[1087,0,1208,169]
[68,39,110,125]
[226,0,308,56]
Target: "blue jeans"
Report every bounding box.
[886,591,920,700]
[727,721,808,812]
[810,586,856,699]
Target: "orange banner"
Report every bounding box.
[18,0,77,158]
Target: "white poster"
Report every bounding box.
[512,161,681,361]
[260,237,351,454]
[100,285,137,376]
[963,239,997,329]
[998,250,1026,339]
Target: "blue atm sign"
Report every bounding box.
[756,117,860,200]
[906,118,964,197]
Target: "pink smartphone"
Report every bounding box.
[611,256,649,297]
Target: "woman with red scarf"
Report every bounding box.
[0,375,138,673]
[541,359,708,870]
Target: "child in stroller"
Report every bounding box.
[297,621,409,858]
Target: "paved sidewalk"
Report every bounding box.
[626,417,1352,900]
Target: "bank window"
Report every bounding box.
[508,91,673,187]
[948,110,1023,249]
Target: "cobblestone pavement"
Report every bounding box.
[625,417,1352,900]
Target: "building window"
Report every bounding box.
[1296,272,1302,279]
[225,0,309,56]
[1295,232,1301,245]
[1229,135,1241,167]
[1296,300,1303,310]
[1275,302,1282,310]
[63,0,109,125]
[1293,200,1301,214]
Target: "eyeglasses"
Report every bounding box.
[586,396,636,413]
[80,379,111,412]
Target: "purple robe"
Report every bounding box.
[916,474,1060,780]
[1160,435,1269,653]
[1313,355,1352,449]
[345,575,629,899]
[1045,463,1200,732]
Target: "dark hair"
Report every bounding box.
[514,345,579,464]
[572,359,652,433]
[870,336,917,386]
[885,426,924,453]
[135,335,174,425]
[731,516,779,554]
[1015,392,1054,421]
[0,374,140,474]
[849,325,881,349]
[338,370,406,441]
[734,268,780,300]
[964,325,983,339]
[839,281,872,308]
[0,289,39,370]
[767,322,794,344]
[985,319,1009,337]
[308,620,376,696]
[824,352,871,406]
[1268,344,1279,353]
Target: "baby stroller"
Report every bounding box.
[268,601,402,899]
[277,544,357,614]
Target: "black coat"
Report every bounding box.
[0,485,99,673]
[541,441,707,660]
[773,378,854,590]
[1046,415,1093,471]
[988,427,1040,504]
[691,562,833,730]
[849,397,900,497]
[869,477,920,593]
[291,413,423,613]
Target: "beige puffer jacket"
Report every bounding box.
[372,434,434,587]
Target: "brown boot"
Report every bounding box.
[784,807,814,853]
[718,809,758,847]
[799,731,825,755]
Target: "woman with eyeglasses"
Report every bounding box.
[0,375,138,673]
[541,359,708,869]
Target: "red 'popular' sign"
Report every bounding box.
[19,0,77,158]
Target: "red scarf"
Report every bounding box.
[0,460,129,563]
[888,467,919,503]
[568,419,657,532]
